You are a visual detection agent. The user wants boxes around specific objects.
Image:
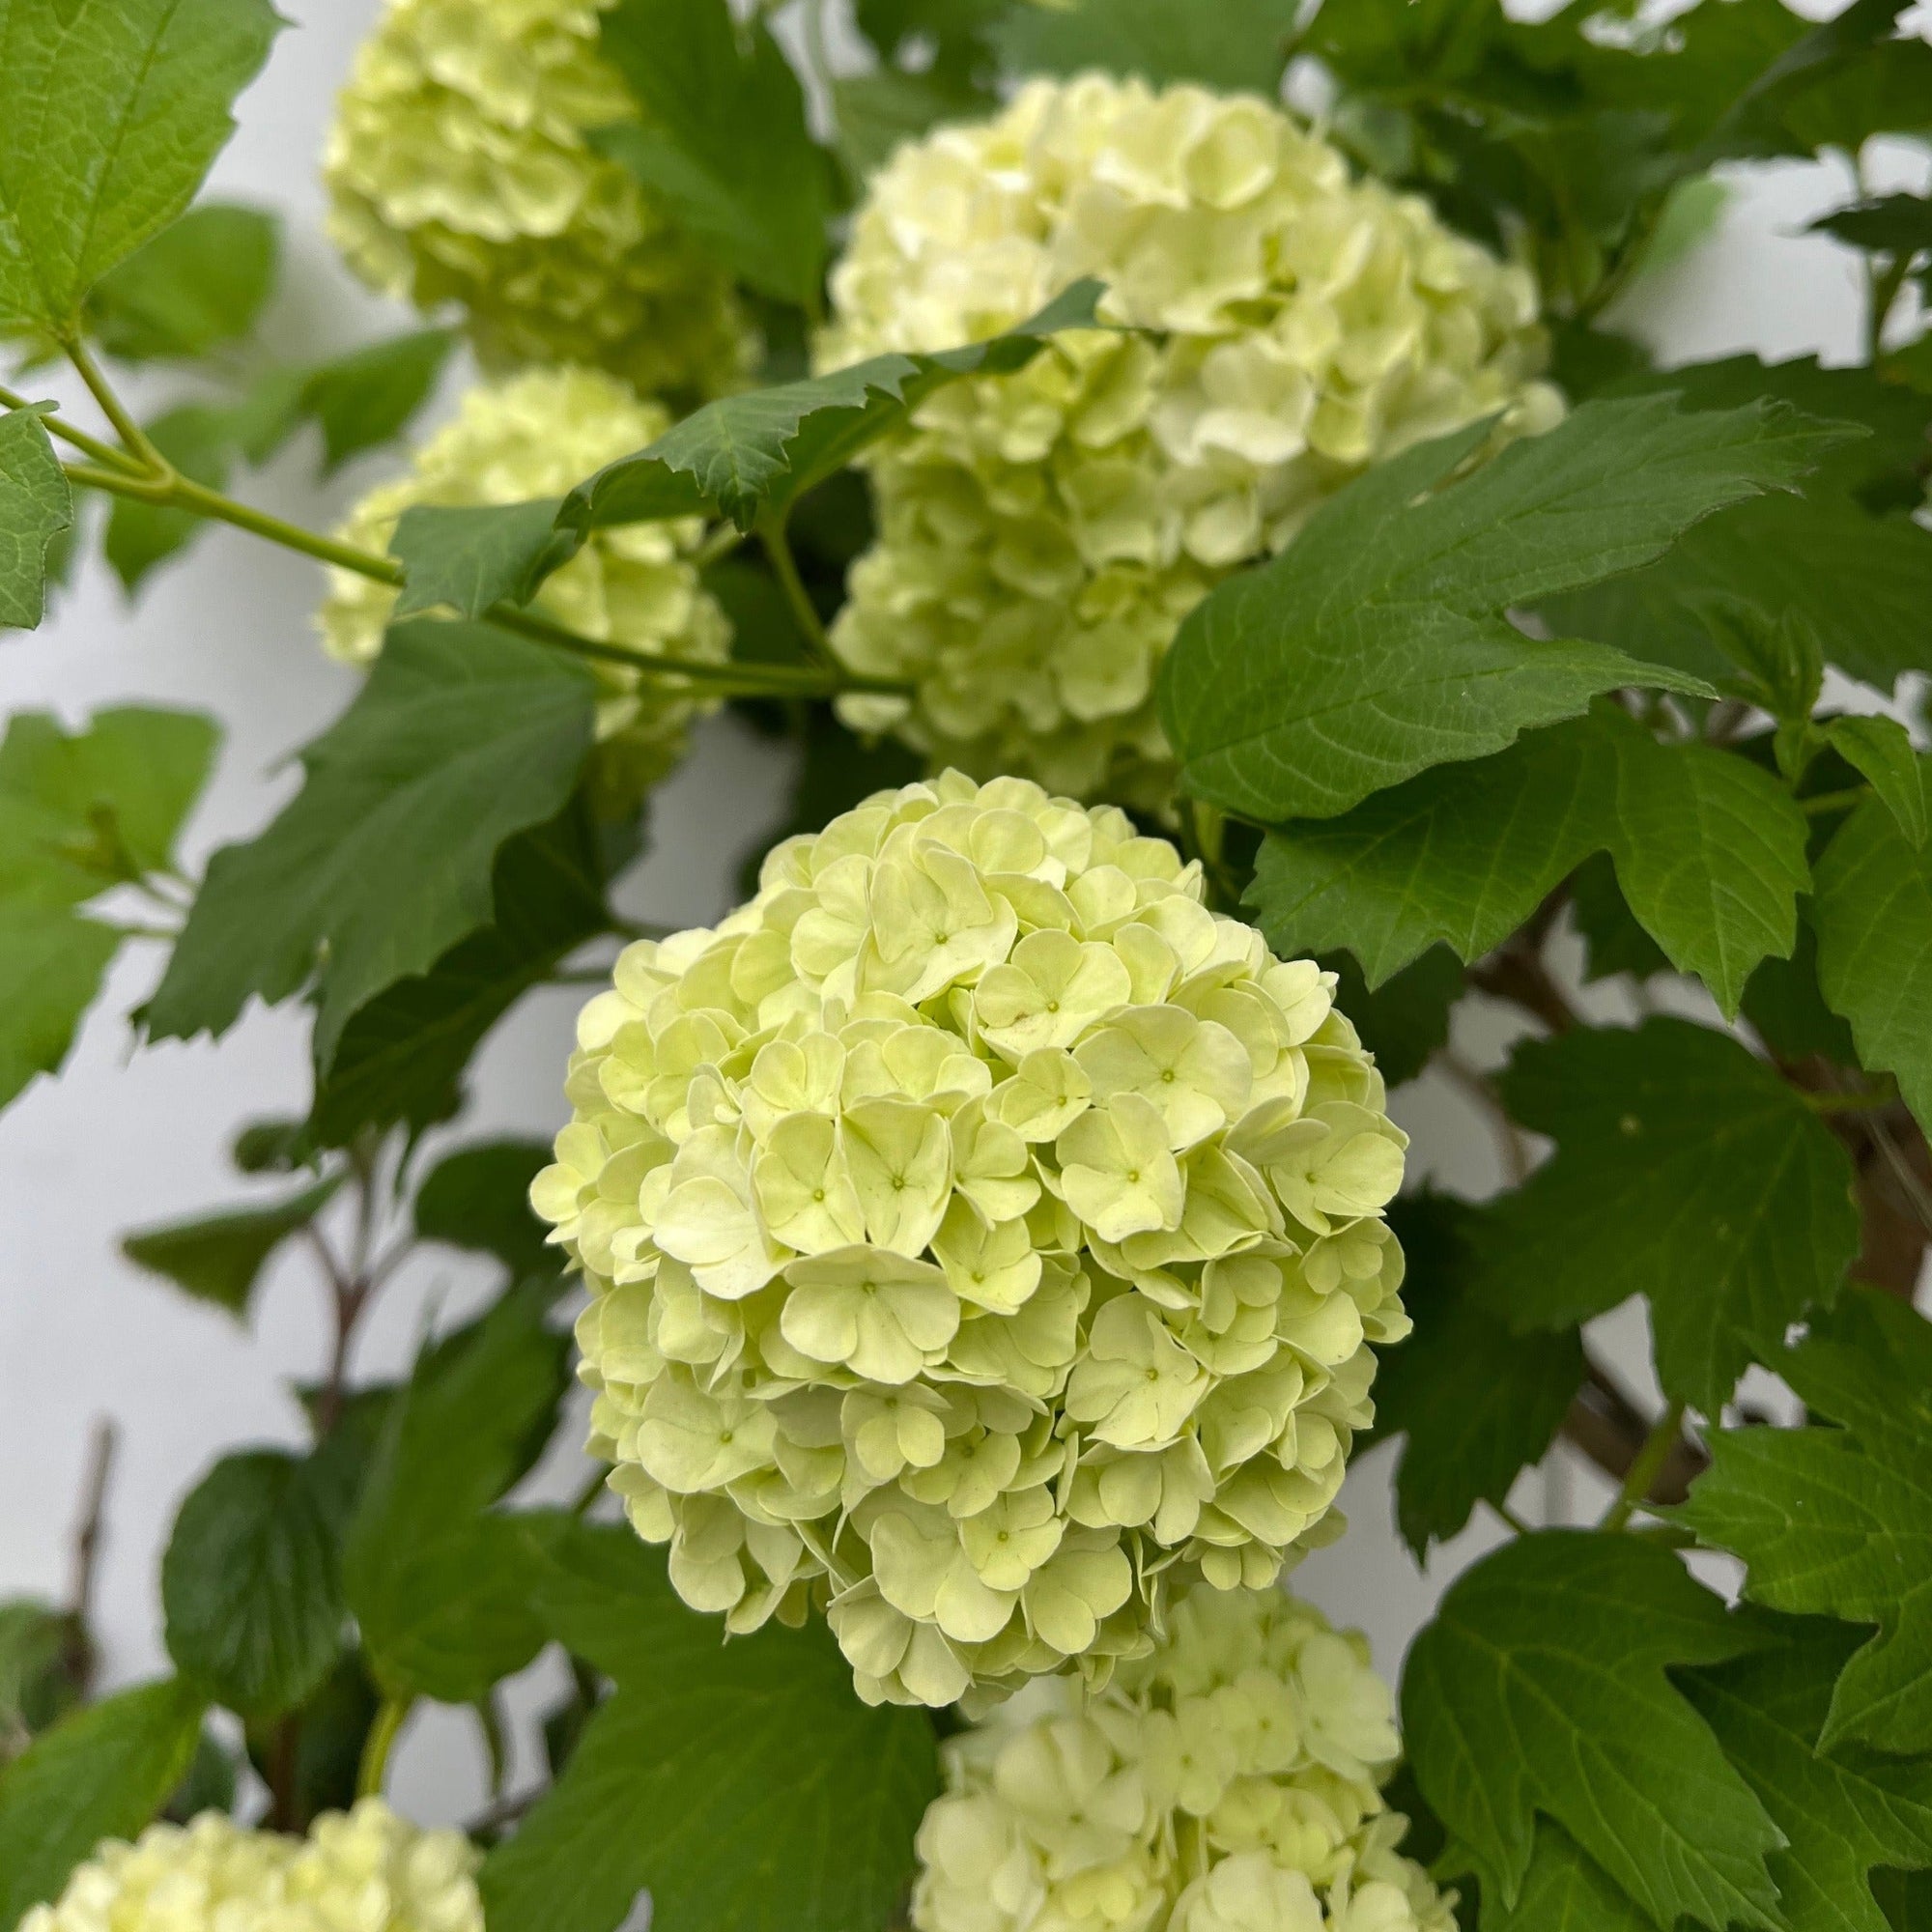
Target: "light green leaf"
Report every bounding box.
[83,202,279,361]
[296,328,458,475]
[0,906,120,1112]
[1369,1195,1584,1557]
[1826,717,1926,848]
[1403,1531,1782,1931]
[480,1522,940,1932]
[103,402,233,591]
[0,1677,207,1928]
[561,279,1106,537]
[414,1141,556,1280]
[833,68,994,181]
[1680,1289,1932,1757]
[121,1176,342,1321]
[0,406,72,631]
[390,498,578,621]
[597,0,832,310]
[145,620,596,1063]
[992,0,1300,93]
[344,1285,569,1705]
[160,1449,348,1719]
[1684,1619,1932,1932]
[1470,1017,1860,1413]
[1157,396,1840,822]
[1813,789,1932,1130]
[0,0,282,332]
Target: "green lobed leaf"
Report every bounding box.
[1403,1530,1783,1931]
[1482,1823,1654,1932]
[1679,1289,1932,1757]
[390,499,578,621]
[160,1449,348,1719]
[480,1522,940,1932]
[560,278,1106,538]
[1157,395,1843,823]
[344,1284,570,1705]
[597,0,832,311]
[1813,786,1932,1131]
[121,1175,342,1320]
[103,402,233,591]
[83,202,279,361]
[295,328,458,475]
[0,0,281,333]
[413,1140,557,1280]
[1825,717,1926,849]
[0,1677,207,1927]
[992,0,1300,94]
[0,406,71,631]
[1683,1617,1932,1932]
[1470,1017,1860,1413]
[145,619,597,1063]
[302,802,619,1149]
[1810,192,1932,259]
[1742,918,1859,1067]
[1368,1195,1584,1556]
[0,907,121,1113]
[1572,849,1672,985]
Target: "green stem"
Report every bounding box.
[1801,785,1868,817]
[1803,1084,1896,1116]
[1602,1399,1688,1532]
[1868,254,1913,363]
[571,1462,611,1517]
[111,923,183,943]
[0,384,147,473]
[356,1695,412,1801]
[760,518,833,666]
[62,336,171,479]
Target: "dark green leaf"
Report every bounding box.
[230,1118,304,1175]
[597,0,832,310]
[1323,947,1462,1090]
[1471,1017,1859,1413]
[344,1285,570,1704]
[1680,1289,1932,1756]
[121,1176,341,1321]
[1826,717,1926,849]
[1403,1531,1781,1931]
[1741,918,1858,1066]
[0,1601,73,1750]
[0,1678,207,1928]
[146,619,597,1062]
[1157,396,1840,822]
[103,402,233,591]
[480,1522,940,1932]
[561,279,1105,537]
[0,907,120,1112]
[161,1723,237,1824]
[1481,1824,1653,1932]
[0,406,71,630]
[854,0,1002,66]
[1370,1196,1583,1555]
[1684,1618,1932,1932]
[161,1449,348,1718]
[298,329,458,475]
[390,499,579,620]
[414,1141,556,1279]
[1572,850,1671,984]
[0,0,281,332]
[1814,789,1932,1130]
[258,1652,378,1828]
[1811,193,1932,258]
[304,802,616,1148]
[992,0,1299,93]
[833,69,994,182]
[83,202,279,361]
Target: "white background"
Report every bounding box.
[0,0,1921,1827]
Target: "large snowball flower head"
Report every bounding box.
[817,75,1564,810]
[535,773,1411,1707]
[325,0,754,398]
[21,1800,480,1932]
[913,1586,1456,1932]
[322,365,730,807]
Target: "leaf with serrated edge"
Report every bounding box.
[414,1141,555,1278]
[0,0,281,331]
[480,1522,939,1932]
[121,1176,343,1321]
[1826,717,1926,848]
[1680,1290,1932,1757]
[1403,1531,1783,1930]
[390,499,578,620]
[0,407,71,628]
[1814,787,1932,1130]
[1471,1017,1858,1412]
[0,908,121,1112]
[145,620,595,1064]
[1158,395,1842,821]
[1481,1824,1653,1932]
[84,202,279,361]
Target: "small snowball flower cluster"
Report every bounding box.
[21,1801,480,1932]
[322,365,729,805]
[536,773,1410,1708]
[325,0,753,398]
[818,75,1564,810]
[913,1586,1456,1932]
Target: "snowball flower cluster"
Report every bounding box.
[914,1587,1456,1932]
[818,75,1564,809]
[325,0,753,398]
[536,773,1409,1707]
[322,365,729,805]
[21,1801,480,1932]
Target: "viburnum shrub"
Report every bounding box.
[1,2,1930,1931]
